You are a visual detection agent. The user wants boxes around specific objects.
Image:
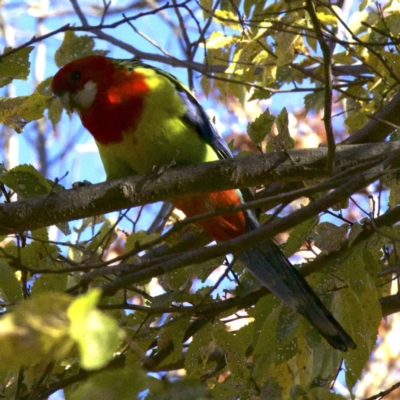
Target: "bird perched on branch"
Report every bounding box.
[52,55,356,351]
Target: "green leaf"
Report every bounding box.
[0,293,73,371]
[333,51,357,65]
[341,248,381,390]
[158,314,192,367]
[252,273,344,393]
[311,222,349,253]
[0,165,69,234]
[125,230,159,253]
[252,296,281,386]
[3,240,60,271]
[359,0,370,11]
[298,388,345,399]
[31,273,68,296]
[254,335,282,388]
[247,108,275,145]
[87,220,118,253]
[248,87,275,101]
[55,31,108,67]
[48,96,64,129]
[273,32,302,66]
[0,259,23,303]
[199,0,212,19]
[0,46,33,88]
[185,322,214,377]
[0,164,53,198]
[388,174,400,208]
[68,289,123,370]
[282,216,318,257]
[0,92,50,133]
[160,256,225,291]
[345,110,368,134]
[147,377,211,400]
[383,12,400,36]
[210,321,254,398]
[267,107,295,151]
[304,91,326,113]
[347,222,364,247]
[69,364,151,400]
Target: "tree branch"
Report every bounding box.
[94,159,391,296]
[342,90,400,144]
[0,143,396,236]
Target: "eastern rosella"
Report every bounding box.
[51,55,356,351]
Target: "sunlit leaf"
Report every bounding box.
[55,31,108,67]
[0,46,33,88]
[213,9,242,31]
[247,108,275,144]
[0,259,23,303]
[315,11,337,26]
[68,289,123,370]
[0,92,49,133]
[0,164,53,198]
[0,293,73,371]
[267,107,294,151]
[205,31,240,50]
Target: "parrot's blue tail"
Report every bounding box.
[239,212,356,351]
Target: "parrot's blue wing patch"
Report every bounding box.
[176,89,233,160]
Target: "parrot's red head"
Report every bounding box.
[51,56,115,113]
[52,55,150,144]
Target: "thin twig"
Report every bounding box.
[305,0,335,173]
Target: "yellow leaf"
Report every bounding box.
[68,289,124,370]
[0,293,73,371]
[205,31,239,50]
[274,33,303,66]
[315,11,337,26]
[0,92,50,133]
[214,9,242,31]
[55,31,108,67]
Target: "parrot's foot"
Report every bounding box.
[152,158,177,175]
[72,180,92,190]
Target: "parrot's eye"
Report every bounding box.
[70,71,81,82]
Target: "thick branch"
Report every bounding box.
[96,160,390,295]
[342,90,400,144]
[0,143,397,236]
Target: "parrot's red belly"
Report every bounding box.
[172,190,246,242]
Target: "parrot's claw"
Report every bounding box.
[72,180,92,190]
[152,158,177,175]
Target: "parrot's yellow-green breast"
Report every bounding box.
[95,65,219,179]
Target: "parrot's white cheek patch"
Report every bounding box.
[73,80,98,109]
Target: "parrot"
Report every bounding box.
[51,55,356,351]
